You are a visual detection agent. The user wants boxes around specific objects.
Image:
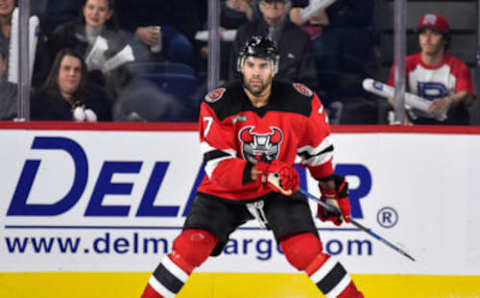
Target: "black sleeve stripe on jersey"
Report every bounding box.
[298,145,334,160]
[203,150,231,164]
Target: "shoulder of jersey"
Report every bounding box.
[203,81,244,119]
[291,82,314,98]
[204,87,227,103]
[406,53,421,66]
[204,81,242,104]
[271,81,315,117]
[443,54,468,68]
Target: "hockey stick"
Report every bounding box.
[298,188,416,262]
[266,173,415,261]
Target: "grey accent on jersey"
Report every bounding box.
[201,141,237,178]
[297,136,334,167]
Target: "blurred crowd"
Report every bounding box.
[0,0,475,125]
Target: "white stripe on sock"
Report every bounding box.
[148,275,176,298]
[162,255,189,283]
[309,257,337,284]
[326,274,352,298]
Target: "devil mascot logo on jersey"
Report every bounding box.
[239,126,284,163]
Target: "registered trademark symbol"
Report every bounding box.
[377,207,398,228]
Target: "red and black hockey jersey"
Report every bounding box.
[197,80,335,201]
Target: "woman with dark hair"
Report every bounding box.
[48,0,134,98]
[31,48,112,121]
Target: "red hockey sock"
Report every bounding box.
[337,281,364,298]
[140,229,218,298]
[280,233,323,270]
[141,283,164,298]
[141,253,189,298]
[172,229,218,267]
[306,254,363,298]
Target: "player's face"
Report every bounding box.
[83,0,113,29]
[242,56,275,96]
[57,55,82,98]
[419,28,446,56]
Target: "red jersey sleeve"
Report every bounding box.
[297,95,335,180]
[452,59,474,96]
[199,102,255,191]
[387,54,419,87]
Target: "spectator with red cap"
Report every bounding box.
[387,13,475,125]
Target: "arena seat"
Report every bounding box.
[128,62,195,76]
[140,73,198,99]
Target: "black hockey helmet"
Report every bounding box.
[237,35,280,74]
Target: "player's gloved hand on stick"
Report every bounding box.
[255,160,299,196]
[318,175,351,226]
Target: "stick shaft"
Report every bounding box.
[299,188,415,261]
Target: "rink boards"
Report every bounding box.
[0,122,479,297]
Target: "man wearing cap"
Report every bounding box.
[387,13,475,125]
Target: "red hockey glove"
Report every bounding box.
[317,175,351,226]
[256,160,299,196]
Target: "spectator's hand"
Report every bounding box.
[289,7,306,26]
[219,27,227,38]
[239,0,254,20]
[227,0,254,19]
[428,96,452,118]
[135,26,161,46]
[309,10,329,25]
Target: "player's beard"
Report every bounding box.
[244,76,272,96]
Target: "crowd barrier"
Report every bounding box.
[1,122,479,297]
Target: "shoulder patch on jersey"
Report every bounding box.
[293,83,313,97]
[205,88,226,103]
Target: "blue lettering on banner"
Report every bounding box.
[85,161,142,217]
[4,233,371,259]
[7,137,88,216]
[6,137,372,219]
[335,164,372,218]
[137,162,179,217]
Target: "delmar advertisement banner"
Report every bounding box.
[0,123,479,298]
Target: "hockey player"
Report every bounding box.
[140,35,363,298]
[387,13,474,125]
